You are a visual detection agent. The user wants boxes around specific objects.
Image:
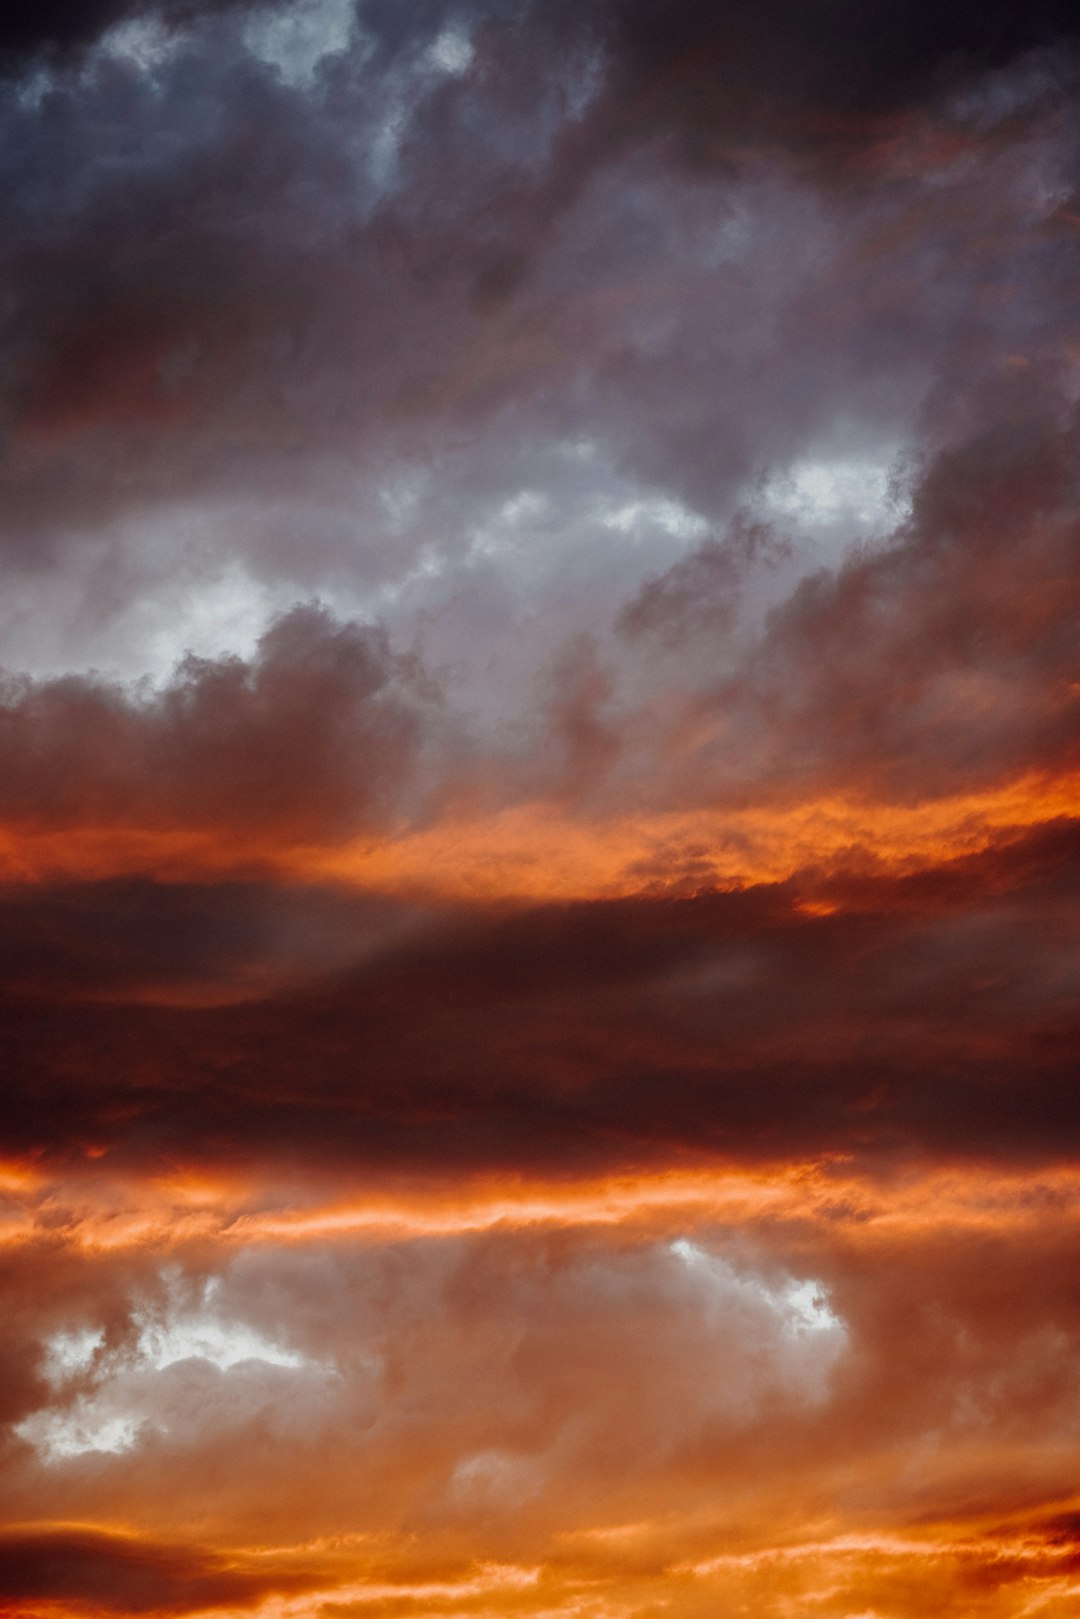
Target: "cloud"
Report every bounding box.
[15,1267,336,1463]
[636,411,1080,810]
[0,817,1073,1179]
[0,407,1076,876]
[0,1524,298,1612]
[595,0,1080,172]
[617,513,788,648]
[0,876,423,1003]
[0,7,1078,1618]
[0,0,1072,711]
[0,602,430,844]
[1,1194,1079,1608]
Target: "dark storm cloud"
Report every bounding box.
[0,602,430,838]
[596,0,1080,169]
[10,0,1078,144]
[0,877,421,1001]
[626,409,1080,810]
[772,409,1080,793]
[0,0,243,66]
[0,0,1074,662]
[1,817,1076,1175]
[0,1525,298,1613]
[0,0,601,552]
[0,0,127,63]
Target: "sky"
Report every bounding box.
[0,2,1079,1617]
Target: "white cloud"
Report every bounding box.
[429,29,474,77]
[243,0,356,86]
[670,1238,847,1401]
[601,496,710,541]
[98,15,179,73]
[42,1326,105,1386]
[15,1273,333,1463]
[17,1403,144,1460]
[135,1309,305,1374]
[763,453,906,531]
[779,1277,845,1339]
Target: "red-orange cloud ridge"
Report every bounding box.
[0,768,1075,904]
[5,1159,1080,1255]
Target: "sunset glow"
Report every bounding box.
[1,1,1079,1616]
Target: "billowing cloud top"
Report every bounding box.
[1,3,1079,1617]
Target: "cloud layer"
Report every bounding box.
[1,1,1078,1616]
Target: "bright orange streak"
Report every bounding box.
[310,771,1080,901]
[6,1160,1080,1255]
[18,1524,1075,1619]
[0,769,1075,900]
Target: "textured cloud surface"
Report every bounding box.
[1,2,1079,1616]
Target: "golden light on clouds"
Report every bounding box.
[5,1158,1080,1254]
[2,1,1080,1615]
[0,768,1075,902]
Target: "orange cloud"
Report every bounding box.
[0,770,1075,905]
[3,1157,1080,1256]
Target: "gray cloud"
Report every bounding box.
[0,0,1073,736]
